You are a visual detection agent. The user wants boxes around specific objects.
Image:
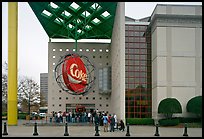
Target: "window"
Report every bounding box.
[125,24,152,118]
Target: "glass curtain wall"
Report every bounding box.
[125,24,152,118]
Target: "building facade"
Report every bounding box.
[47,3,202,121]
[150,4,202,119]
[125,20,152,118]
[40,73,48,106]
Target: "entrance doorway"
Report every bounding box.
[66,103,95,113]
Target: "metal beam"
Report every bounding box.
[8,2,18,126]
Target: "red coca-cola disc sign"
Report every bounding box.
[62,54,87,94]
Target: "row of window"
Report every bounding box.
[56,96,109,100]
[125,113,152,118]
[52,48,109,52]
[52,55,109,59]
[125,51,151,55]
[52,104,109,107]
[125,25,147,30]
[52,63,109,71]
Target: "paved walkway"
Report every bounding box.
[2,120,202,137]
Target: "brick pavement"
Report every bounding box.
[2,120,202,137]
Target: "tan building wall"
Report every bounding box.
[151,4,202,119]
[47,3,126,121]
[48,42,112,113]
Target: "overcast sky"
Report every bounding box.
[2,2,202,84]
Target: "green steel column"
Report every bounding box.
[75,39,77,52]
[8,2,18,126]
[74,21,78,52]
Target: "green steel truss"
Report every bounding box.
[29,2,117,40]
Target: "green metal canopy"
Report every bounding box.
[28,2,117,40]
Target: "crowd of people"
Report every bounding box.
[100,111,125,132]
[48,109,125,132]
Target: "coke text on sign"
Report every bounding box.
[62,54,87,94]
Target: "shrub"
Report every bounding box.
[2,112,28,119]
[18,113,27,119]
[186,96,202,118]
[158,98,182,119]
[126,118,154,125]
[2,112,7,116]
[178,117,201,123]
[158,118,179,126]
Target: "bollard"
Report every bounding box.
[94,123,100,136]
[125,123,130,136]
[64,122,69,136]
[154,124,160,136]
[183,123,188,137]
[33,122,39,136]
[3,122,8,135]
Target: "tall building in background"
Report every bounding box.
[40,73,48,106]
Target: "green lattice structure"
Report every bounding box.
[29,2,117,40]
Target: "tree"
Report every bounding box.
[186,96,202,118]
[2,62,8,112]
[2,61,41,113]
[18,77,40,114]
[2,61,22,112]
[158,98,182,119]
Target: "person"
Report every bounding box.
[94,113,100,131]
[62,111,66,123]
[113,113,118,130]
[94,113,100,125]
[87,112,91,123]
[110,114,115,132]
[103,113,108,132]
[119,119,125,131]
[108,114,111,131]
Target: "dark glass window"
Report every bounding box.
[125,24,152,118]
